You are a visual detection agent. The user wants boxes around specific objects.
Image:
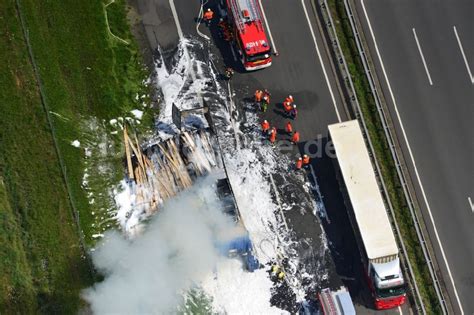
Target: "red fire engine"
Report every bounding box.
[225,0,272,71]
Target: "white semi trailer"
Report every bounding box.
[328,120,406,310]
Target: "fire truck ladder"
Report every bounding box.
[319,288,339,315]
[247,0,264,32]
[228,0,264,33]
[228,0,245,33]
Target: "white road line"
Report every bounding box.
[412,28,433,86]
[258,0,278,55]
[468,197,474,213]
[300,0,341,122]
[360,1,464,313]
[453,26,474,84]
[169,0,201,102]
[168,0,183,39]
[398,305,403,315]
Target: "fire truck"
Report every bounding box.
[225,0,272,71]
[318,287,355,315]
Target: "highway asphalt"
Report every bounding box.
[353,0,474,314]
[132,0,412,313]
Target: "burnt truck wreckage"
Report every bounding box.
[123,100,261,271]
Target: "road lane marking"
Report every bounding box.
[360,1,464,313]
[300,0,341,122]
[169,0,202,105]
[412,28,433,86]
[258,0,279,56]
[453,26,474,84]
[168,0,183,39]
[469,197,474,213]
[398,305,403,314]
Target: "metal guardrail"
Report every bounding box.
[315,0,449,313]
[314,0,449,313]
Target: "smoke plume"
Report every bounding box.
[82,175,241,314]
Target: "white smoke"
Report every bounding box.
[82,175,242,314]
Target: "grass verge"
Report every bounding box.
[0,0,151,311]
[327,0,441,313]
[0,2,94,311]
[18,0,152,244]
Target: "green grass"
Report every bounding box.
[0,2,94,311]
[17,0,152,244]
[179,289,214,314]
[326,1,441,313]
[0,179,36,312]
[0,0,151,311]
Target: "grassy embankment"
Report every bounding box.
[327,0,441,313]
[0,0,150,311]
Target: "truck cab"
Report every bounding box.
[370,258,406,309]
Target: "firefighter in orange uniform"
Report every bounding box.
[269,127,277,145]
[296,157,303,170]
[291,131,300,144]
[255,90,263,103]
[283,95,293,115]
[302,154,310,166]
[261,120,270,135]
[285,121,293,135]
[203,8,214,25]
[283,100,292,115]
